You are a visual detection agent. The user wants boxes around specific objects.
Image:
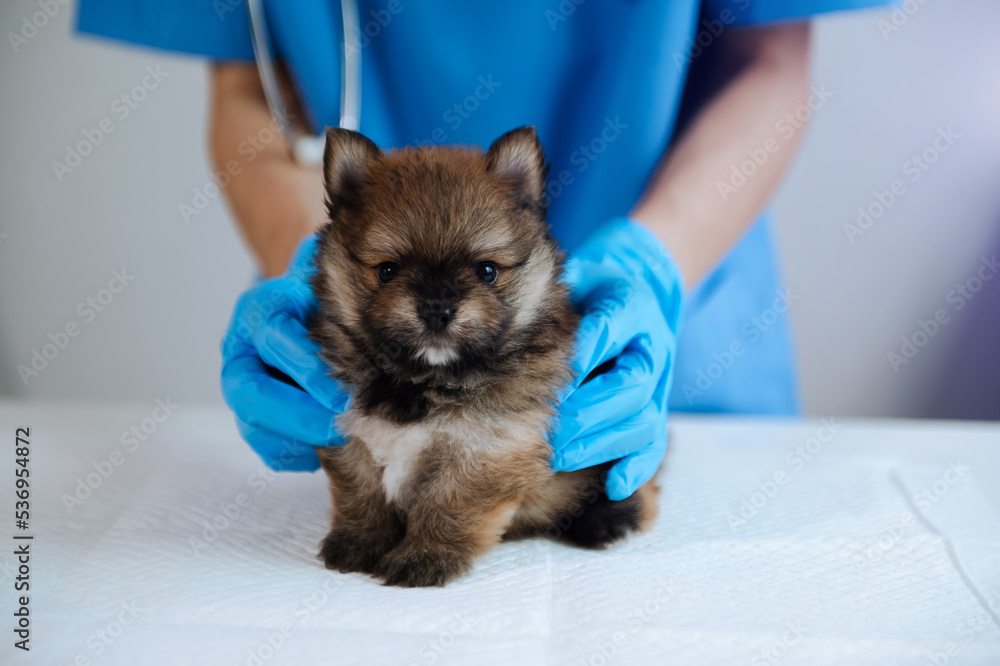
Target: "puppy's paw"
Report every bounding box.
[319,527,399,574]
[374,543,470,587]
[560,491,644,549]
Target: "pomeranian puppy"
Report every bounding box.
[309,126,658,587]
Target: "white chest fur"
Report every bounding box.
[339,408,547,505]
[340,412,433,503]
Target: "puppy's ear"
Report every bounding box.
[324,128,382,211]
[485,126,549,210]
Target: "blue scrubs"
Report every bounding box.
[78,0,891,416]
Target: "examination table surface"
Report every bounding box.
[2,401,999,665]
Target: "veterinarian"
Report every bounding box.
[78,0,892,500]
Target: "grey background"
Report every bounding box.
[1,0,998,419]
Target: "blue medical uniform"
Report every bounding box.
[77,0,891,416]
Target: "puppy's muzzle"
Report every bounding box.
[418,301,455,332]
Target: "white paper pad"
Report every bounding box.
[2,403,999,665]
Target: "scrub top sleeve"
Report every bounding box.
[706,0,897,25]
[76,0,254,60]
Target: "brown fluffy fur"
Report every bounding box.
[309,126,658,587]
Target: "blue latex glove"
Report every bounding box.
[551,218,684,500]
[220,236,349,472]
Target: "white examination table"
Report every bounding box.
[2,402,999,665]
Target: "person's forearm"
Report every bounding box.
[209,64,325,278]
[631,23,811,289]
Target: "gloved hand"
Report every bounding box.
[220,236,349,472]
[551,217,684,500]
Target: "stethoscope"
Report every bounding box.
[245,0,361,167]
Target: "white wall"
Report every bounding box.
[772,0,1000,418]
[0,2,254,405]
[1,0,999,418]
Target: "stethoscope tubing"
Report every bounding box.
[245,0,361,166]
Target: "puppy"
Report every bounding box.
[309,126,658,587]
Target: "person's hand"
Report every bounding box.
[220,236,349,471]
[551,218,684,500]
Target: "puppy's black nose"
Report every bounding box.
[419,301,454,332]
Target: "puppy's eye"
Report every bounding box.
[376,262,400,284]
[474,261,498,285]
